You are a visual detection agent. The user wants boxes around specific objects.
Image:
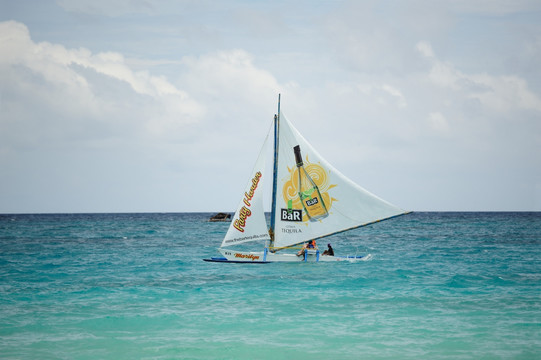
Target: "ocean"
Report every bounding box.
[0,212,539,359]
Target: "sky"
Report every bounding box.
[1,0,540,213]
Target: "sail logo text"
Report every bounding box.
[233,171,262,233]
[234,253,260,261]
[282,228,302,234]
[281,208,302,222]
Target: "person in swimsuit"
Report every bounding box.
[322,243,334,256]
[297,240,317,256]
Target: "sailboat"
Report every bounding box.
[204,95,409,263]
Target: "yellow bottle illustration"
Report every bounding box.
[293,145,329,221]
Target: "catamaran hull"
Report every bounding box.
[202,248,371,263]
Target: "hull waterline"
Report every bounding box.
[202,248,371,263]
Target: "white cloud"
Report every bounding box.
[0,20,204,149]
[468,74,541,113]
[381,84,407,108]
[427,112,450,133]
[0,20,288,212]
[178,49,282,145]
[354,83,407,109]
[417,40,541,113]
[181,50,280,100]
[416,41,434,58]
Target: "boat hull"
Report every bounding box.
[203,256,270,263]
[202,248,371,263]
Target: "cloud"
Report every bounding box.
[416,41,435,58]
[417,40,541,113]
[0,19,287,212]
[178,49,282,143]
[0,20,204,151]
[181,50,280,101]
[381,84,407,108]
[427,112,450,133]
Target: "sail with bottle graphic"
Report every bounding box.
[272,112,406,250]
[293,145,329,222]
[203,95,410,263]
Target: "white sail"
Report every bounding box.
[221,130,272,247]
[272,112,407,249]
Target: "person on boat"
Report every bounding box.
[322,243,334,256]
[297,240,317,256]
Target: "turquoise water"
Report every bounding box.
[1,212,540,359]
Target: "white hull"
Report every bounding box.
[212,248,371,263]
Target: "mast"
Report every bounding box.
[269,94,280,249]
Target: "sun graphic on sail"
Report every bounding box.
[282,154,337,223]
